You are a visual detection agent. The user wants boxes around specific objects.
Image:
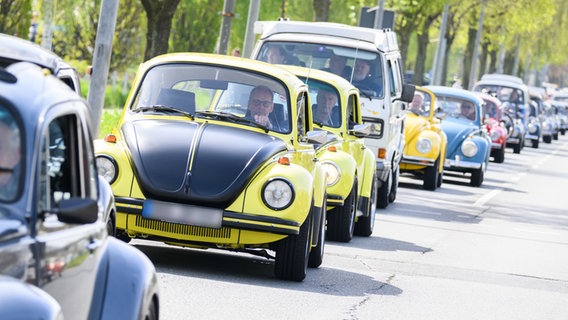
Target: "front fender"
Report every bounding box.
[89,238,159,320]
[319,148,356,200]
[358,148,377,199]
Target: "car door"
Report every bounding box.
[32,108,105,319]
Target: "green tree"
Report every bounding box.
[0,0,32,37]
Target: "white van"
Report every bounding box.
[251,20,414,208]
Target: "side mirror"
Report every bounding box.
[55,198,99,224]
[306,130,328,145]
[349,123,371,138]
[398,84,416,103]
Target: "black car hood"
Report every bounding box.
[122,119,287,207]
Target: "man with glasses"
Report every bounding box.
[247,85,276,130]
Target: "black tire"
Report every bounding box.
[308,198,326,268]
[560,129,565,135]
[355,175,377,237]
[423,158,439,191]
[275,213,311,281]
[144,297,158,320]
[437,168,443,188]
[388,167,398,203]
[493,146,505,163]
[106,214,116,237]
[543,135,552,143]
[377,172,389,209]
[513,142,521,154]
[116,230,132,243]
[531,139,539,148]
[326,180,357,242]
[553,133,559,140]
[470,168,484,187]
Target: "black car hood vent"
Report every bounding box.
[122,119,287,207]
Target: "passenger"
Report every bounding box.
[323,54,352,80]
[352,59,375,91]
[266,46,287,64]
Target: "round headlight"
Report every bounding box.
[528,123,538,133]
[461,140,478,157]
[490,131,500,141]
[96,155,118,184]
[262,179,294,210]
[321,161,341,186]
[416,138,433,154]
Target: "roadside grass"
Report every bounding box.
[99,108,122,139]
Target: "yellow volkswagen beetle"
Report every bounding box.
[400,86,447,190]
[95,53,327,281]
[281,66,377,242]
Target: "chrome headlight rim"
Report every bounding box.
[321,161,341,186]
[490,131,500,141]
[96,155,118,184]
[461,139,478,158]
[261,178,295,211]
[416,137,433,154]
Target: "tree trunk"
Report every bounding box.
[141,0,181,60]
[462,27,476,90]
[313,0,330,21]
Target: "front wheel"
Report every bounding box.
[423,158,439,191]
[531,139,539,148]
[355,175,377,237]
[493,146,505,163]
[327,180,357,242]
[388,167,398,203]
[275,213,311,281]
[470,168,484,187]
[377,172,390,209]
[308,199,326,268]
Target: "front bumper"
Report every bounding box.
[116,197,301,237]
[401,155,436,167]
[444,156,482,170]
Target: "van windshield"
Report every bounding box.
[257,42,383,98]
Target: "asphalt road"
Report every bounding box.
[133,134,568,320]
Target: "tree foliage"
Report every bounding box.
[0,0,32,37]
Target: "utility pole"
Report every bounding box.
[373,0,385,29]
[217,0,236,55]
[468,0,486,90]
[87,0,118,138]
[243,0,261,58]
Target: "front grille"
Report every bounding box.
[135,216,231,239]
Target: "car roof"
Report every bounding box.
[425,85,484,104]
[140,52,307,90]
[0,33,63,72]
[480,73,524,85]
[255,20,399,52]
[0,62,85,134]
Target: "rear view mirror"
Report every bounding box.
[200,80,228,90]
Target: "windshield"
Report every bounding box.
[257,42,384,98]
[0,105,23,203]
[435,95,478,122]
[296,78,342,128]
[131,63,292,134]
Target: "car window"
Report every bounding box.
[131,63,292,133]
[436,96,478,121]
[0,104,23,203]
[38,110,97,230]
[257,42,384,98]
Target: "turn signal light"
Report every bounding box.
[278,157,290,165]
[378,148,387,159]
[327,146,337,152]
[104,134,117,143]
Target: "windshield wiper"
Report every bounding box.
[194,111,269,133]
[0,167,14,173]
[133,105,194,119]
